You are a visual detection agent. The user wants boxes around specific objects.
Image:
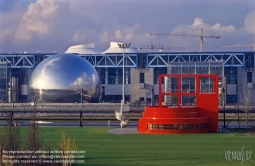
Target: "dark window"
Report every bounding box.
[154,67,167,84]
[126,68,131,84]
[139,73,144,83]
[247,72,252,83]
[226,95,237,103]
[245,53,254,68]
[11,68,28,84]
[104,68,130,85]
[138,54,147,69]
[117,68,122,84]
[96,68,105,84]
[224,67,237,84]
[108,68,116,84]
[101,95,122,103]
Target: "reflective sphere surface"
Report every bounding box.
[29,53,101,103]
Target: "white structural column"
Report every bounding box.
[118,43,131,127]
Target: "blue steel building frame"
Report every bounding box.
[146,53,246,67]
[79,54,137,68]
[0,52,253,104]
[0,52,253,68]
[0,54,35,68]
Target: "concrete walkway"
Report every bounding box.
[107,127,138,135]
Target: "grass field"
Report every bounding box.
[0,127,254,166]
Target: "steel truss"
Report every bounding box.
[0,52,250,68]
[79,54,137,68]
[0,54,34,68]
[147,53,245,67]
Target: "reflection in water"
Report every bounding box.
[29,54,101,103]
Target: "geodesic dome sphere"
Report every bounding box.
[29,53,101,103]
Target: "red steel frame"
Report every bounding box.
[138,74,219,134]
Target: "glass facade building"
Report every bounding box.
[0,50,254,105]
[0,62,11,102]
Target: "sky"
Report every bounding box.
[0,0,255,53]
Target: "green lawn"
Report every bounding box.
[1,127,254,166]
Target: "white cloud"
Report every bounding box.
[115,30,122,40]
[0,0,254,52]
[98,23,146,47]
[0,4,24,44]
[72,32,87,43]
[164,17,240,51]
[125,33,135,41]
[13,0,67,44]
[68,1,102,23]
[99,31,110,44]
[211,23,235,32]
[172,17,236,33]
[0,28,13,42]
[244,10,255,34]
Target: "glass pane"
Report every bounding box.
[200,78,213,93]
[181,77,195,93]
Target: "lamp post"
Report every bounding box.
[12,88,15,109]
[222,87,226,128]
[81,88,83,108]
[80,87,83,127]
[118,43,131,128]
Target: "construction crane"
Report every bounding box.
[222,44,255,51]
[138,44,185,52]
[150,28,221,52]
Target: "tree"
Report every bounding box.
[58,132,77,166]
[26,113,42,151]
[239,83,254,129]
[0,126,22,166]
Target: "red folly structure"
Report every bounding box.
[138,74,219,134]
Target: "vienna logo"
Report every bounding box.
[225,146,252,165]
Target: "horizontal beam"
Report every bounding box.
[0,103,254,113]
